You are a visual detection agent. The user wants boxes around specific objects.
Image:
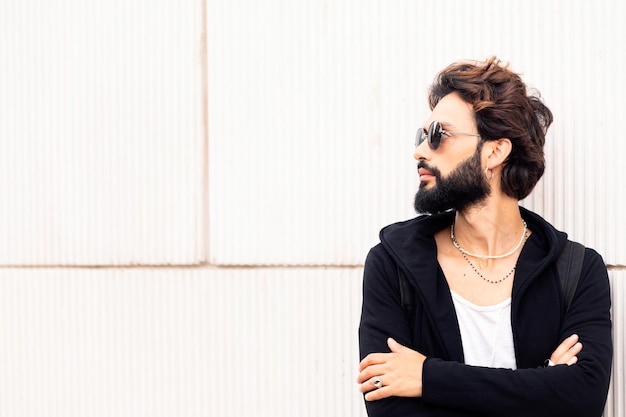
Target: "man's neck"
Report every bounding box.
[453,196,525,258]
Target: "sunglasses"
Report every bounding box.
[415,121,481,150]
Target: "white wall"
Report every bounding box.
[0,0,206,265]
[0,267,365,416]
[0,0,624,416]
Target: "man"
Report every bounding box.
[357,57,612,417]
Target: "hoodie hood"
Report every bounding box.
[376,206,570,361]
[380,206,568,272]
[379,206,569,305]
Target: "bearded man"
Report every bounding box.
[357,57,612,417]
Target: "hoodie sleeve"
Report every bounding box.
[421,249,612,417]
[358,244,475,417]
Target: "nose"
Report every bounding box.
[413,138,430,161]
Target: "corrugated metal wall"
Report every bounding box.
[0,0,624,416]
[0,268,622,416]
[608,272,626,417]
[0,0,206,265]
[0,267,365,416]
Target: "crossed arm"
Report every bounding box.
[357,334,582,401]
[358,244,611,416]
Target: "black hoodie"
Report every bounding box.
[359,207,612,417]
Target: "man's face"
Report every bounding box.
[413,147,490,214]
[413,93,490,214]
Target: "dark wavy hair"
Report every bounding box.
[428,57,553,200]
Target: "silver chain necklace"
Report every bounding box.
[450,219,528,259]
[455,230,530,284]
[460,252,517,284]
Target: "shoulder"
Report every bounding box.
[378,211,454,252]
[578,245,609,288]
[519,207,607,273]
[581,245,606,266]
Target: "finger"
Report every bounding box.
[564,342,583,366]
[388,337,411,353]
[555,334,578,356]
[364,385,393,401]
[550,334,578,362]
[359,353,388,372]
[357,364,386,384]
[358,380,372,394]
[553,340,583,365]
[359,376,384,393]
[570,342,583,355]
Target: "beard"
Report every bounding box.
[413,149,491,215]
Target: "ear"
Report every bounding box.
[483,138,512,169]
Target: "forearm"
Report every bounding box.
[364,397,475,417]
[421,250,612,417]
[423,358,611,417]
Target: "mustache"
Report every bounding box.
[417,161,441,177]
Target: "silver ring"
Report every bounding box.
[373,376,383,389]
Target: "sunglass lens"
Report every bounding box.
[428,121,442,150]
[415,128,426,147]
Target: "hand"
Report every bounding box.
[548,334,583,366]
[357,338,426,401]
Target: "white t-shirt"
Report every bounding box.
[450,290,517,369]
